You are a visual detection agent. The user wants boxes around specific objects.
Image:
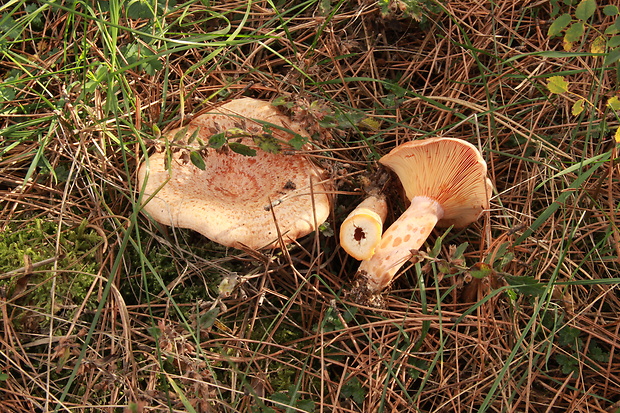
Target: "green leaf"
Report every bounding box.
[152,124,161,139]
[503,275,546,296]
[452,242,469,259]
[547,76,569,94]
[187,127,200,145]
[0,15,22,39]
[588,341,610,362]
[556,353,579,375]
[288,134,307,150]
[575,0,596,20]
[603,47,620,65]
[208,132,227,149]
[319,221,334,237]
[253,134,281,154]
[189,151,206,170]
[558,326,581,347]
[296,399,315,412]
[172,126,188,143]
[564,22,584,43]
[0,83,16,102]
[198,307,220,329]
[608,35,620,48]
[605,19,620,35]
[572,98,585,116]
[126,0,156,19]
[340,377,365,405]
[603,5,619,16]
[271,95,294,109]
[548,13,572,37]
[228,142,256,156]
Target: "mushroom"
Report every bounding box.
[339,192,388,260]
[354,137,492,297]
[137,97,332,250]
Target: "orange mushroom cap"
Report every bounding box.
[137,98,332,250]
[379,137,492,228]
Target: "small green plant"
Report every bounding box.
[546,76,620,142]
[542,314,611,377]
[548,0,620,61]
[271,385,315,413]
[339,376,366,406]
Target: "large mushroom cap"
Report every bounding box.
[379,137,492,228]
[137,97,331,249]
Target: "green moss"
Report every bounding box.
[0,218,103,328]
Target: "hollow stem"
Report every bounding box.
[358,196,443,293]
[340,194,388,260]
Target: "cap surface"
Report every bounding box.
[379,137,492,228]
[137,98,331,249]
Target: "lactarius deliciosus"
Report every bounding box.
[339,192,388,261]
[137,97,332,250]
[355,137,492,297]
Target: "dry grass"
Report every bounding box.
[1,0,620,412]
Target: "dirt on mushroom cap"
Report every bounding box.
[137,98,331,249]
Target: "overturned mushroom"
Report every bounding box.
[353,137,492,300]
[339,192,388,261]
[137,98,331,250]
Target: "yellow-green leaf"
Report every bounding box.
[172,126,188,143]
[563,38,573,51]
[590,36,607,53]
[615,127,620,143]
[572,99,585,116]
[152,124,161,139]
[564,22,584,43]
[357,117,382,131]
[547,76,569,94]
[608,96,620,110]
[469,262,495,279]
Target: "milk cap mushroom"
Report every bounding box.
[355,137,492,297]
[137,97,331,250]
[339,193,388,260]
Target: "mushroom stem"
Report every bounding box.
[358,196,444,293]
[340,194,388,261]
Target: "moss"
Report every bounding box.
[0,218,103,329]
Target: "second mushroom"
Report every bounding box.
[352,137,493,299]
[137,98,331,250]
